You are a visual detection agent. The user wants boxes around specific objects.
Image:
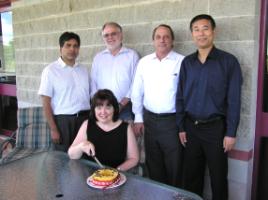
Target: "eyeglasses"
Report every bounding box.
[102,32,119,38]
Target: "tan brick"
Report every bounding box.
[216,16,255,41]
[216,41,255,67]
[210,0,256,16]
[236,115,252,139]
[70,0,120,11]
[123,23,152,44]
[78,29,103,46]
[13,0,71,22]
[44,48,60,63]
[134,0,208,23]
[241,90,252,116]
[65,13,91,30]
[16,63,45,77]
[81,46,105,64]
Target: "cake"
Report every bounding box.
[91,168,120,186]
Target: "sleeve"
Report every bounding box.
[90,57,98,98]
[226,56,243,137]
[176,60,186,132]
[38,67,53,97]
[130,60,144,123]
[126,51,140,99]
[88,68,91,96]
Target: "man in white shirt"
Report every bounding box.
[91,22,139,121]
[38,32,91,152]
[131,24,184,187]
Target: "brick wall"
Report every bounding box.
[11,0,259,199]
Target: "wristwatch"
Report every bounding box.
[117,167,122,171]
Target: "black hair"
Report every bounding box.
[190,14,216,31]
[59,32,80,47]
[152,24,175,40]
[90,89,119,122]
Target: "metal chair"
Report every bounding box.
[0,107,51,163]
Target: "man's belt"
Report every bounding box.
[56,110,90,117]
[144,109,176,118]
[187,115,223,125]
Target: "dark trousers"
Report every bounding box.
[53,114,88,152]
[143,110,183,187]
[183,117,228,200]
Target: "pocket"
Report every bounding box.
[208,70,227,105]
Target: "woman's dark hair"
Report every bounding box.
[59,32,80,47]
[90,89,119,122]
[190,14,216,31]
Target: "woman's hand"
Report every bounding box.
[79,141,96,156]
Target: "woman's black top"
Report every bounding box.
[83,120,128,168]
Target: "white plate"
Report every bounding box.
[87,173,126,189]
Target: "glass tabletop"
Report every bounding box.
[0,150,202,200]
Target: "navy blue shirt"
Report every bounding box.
[176,47,242,137]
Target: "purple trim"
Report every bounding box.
[228,149,253,161]
[0,0,11,12]
[1,129,14,137]
[0,83,16,96]
[252,0,268,199]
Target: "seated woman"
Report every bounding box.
[68,89,139,171]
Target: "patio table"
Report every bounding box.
[0,150,202,200]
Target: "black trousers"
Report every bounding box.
[183,117,228,200]
[53,114,88,152]
[143,110,183,187]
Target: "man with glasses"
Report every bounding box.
[91,22,139,121]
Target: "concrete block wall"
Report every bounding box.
[11,0,259,199]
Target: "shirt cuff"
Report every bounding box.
[179,127,185,133]
[225,130,237,137]
[134,113,143,123]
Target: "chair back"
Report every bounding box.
[16,107,51,148]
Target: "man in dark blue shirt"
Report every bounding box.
[176,14,242,200]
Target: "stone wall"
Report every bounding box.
[11,0,259,199]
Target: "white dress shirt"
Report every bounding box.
[91,47,139,101]
[131,50,184,122]
[38,57,91,115]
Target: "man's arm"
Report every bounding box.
[223,56,242,152]
[42,95,60,144]
[90,59,98,98]
[176,61,186,133]
[176,61,187,145]
[125,50,140,99]
[119,97,130,112]
[120,51,140,112]
[130,60,144,136]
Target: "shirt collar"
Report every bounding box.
[58,57,79,68]
[103,46,128,55]
[193,46,218,60]
[152,50,177,60]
